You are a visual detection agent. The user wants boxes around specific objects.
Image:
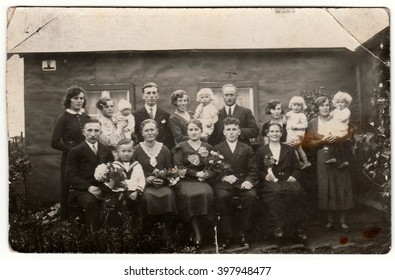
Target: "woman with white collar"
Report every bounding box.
[51,86,91,220]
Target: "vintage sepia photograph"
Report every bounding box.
[6,7,390,254]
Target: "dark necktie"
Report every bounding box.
[91,144,97,156]
[148,107,154,119]
[228,107,232,117]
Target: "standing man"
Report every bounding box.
[133,82,174,150]
[213,117,258,249]
[66,119,114,232]
[210,84,259,146]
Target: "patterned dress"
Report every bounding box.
[172,141,215,222]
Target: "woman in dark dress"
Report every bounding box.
[131,119,178,237]
[172,119,215,247]
[51,86,90,220]
[261,99,287,145]
[256,123,307,241]
[302,96,354,232]
[168,89,193,144]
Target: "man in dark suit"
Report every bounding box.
[213,117,258,249]
[66,119,114,232]
[133,82,174,150]
[210,84,259,146]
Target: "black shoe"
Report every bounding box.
[274,227,284,239]
[221,239,232,250]
[296,228,308,241]
[240,234,249,247]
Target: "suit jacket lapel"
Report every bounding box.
[98,142,111,163]
[142,107,150,119]
[83,142,98,164]
[220,142,233,163]
[231,141,243,165]
[232,104,241,119]
[278,144,288,164]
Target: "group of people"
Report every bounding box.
[51,82,354,250]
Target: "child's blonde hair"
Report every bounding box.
[196,88,215,101]
[288,96,307,110]
[332,91,352,106]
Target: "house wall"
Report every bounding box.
[23,49,357,209]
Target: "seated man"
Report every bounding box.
[213,117,258,249]
[65,119,114,232]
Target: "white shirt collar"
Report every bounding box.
[66,108,83,115]
[86,141,98,149]
[226,140,238,153]
[226,104,236,115]
[145,105,157,117]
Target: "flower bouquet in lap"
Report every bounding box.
[153,167,187,187]
[94,162,129,209]
[193,148,231,182]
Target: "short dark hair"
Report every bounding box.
[117,138,134,147]
[140,119,158,131]
[170,89,189,106]
[265,99,284,115]
[223,117,240,127]
[313,96,331,112]
[266,122,284,134]
[187,119,203,131]
[63,86,86,109]
[142,82,159,93]
[83,118,101,128]
[95,96,113,110]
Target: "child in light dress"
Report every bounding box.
[283,96,312,169]
[193,88,219,137]
[324,91,353,168]
[114,99,135,139]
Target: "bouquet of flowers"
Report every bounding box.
[264,154,278,182]
[153,166,187,186]
[198,149,232,182]
[94,162,127,192]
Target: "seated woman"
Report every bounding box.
[302,96,354,233]
[261,99,287,145]
[256,123,307,242]
[131,119,178,242]
[172,119,215,248]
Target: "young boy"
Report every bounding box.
[113,138,145,201]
